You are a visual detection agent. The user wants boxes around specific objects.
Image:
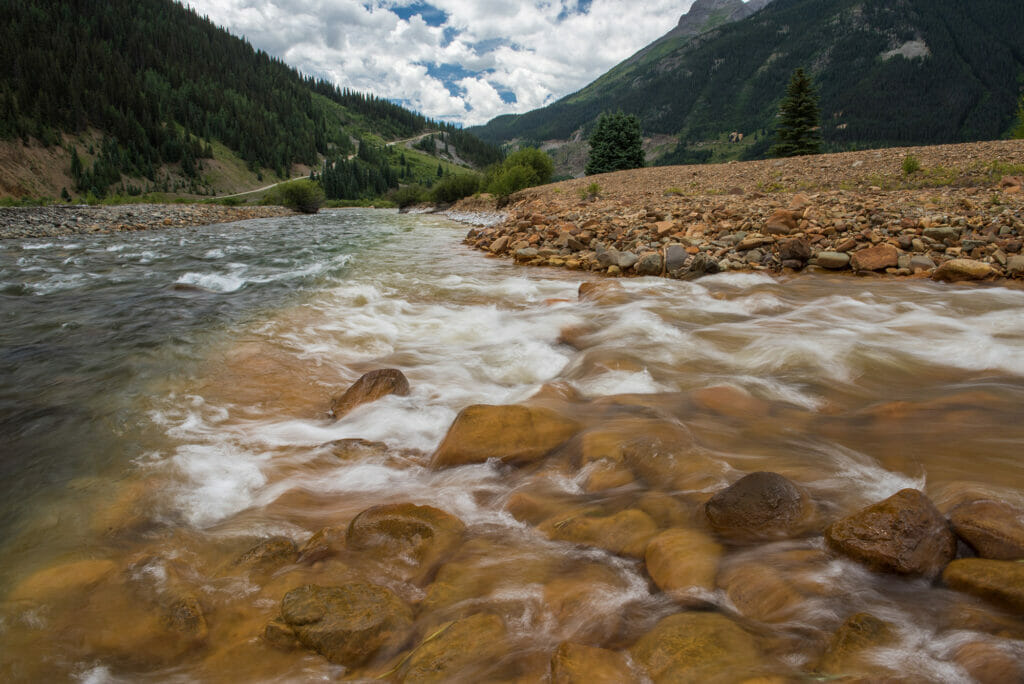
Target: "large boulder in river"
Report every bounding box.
[279,583,413,667]
[398,613,509,682]
[331,368,410,418]
[431,404,581,468]
[943,559,1024,613]
[346,502,465,581]
[949,499,1024,560]
[629,612,763,683]
[825,489,955,578]
[704,471,814,541]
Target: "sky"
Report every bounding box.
[182,0,696,127]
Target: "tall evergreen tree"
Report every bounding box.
[585,112,644,176]
[1013,94,1024,139]
[771,68,822,158]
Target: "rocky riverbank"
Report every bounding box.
[461,140,1024,283]
[0,204,295,239]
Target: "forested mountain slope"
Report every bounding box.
[0,0,499,199]
[473,0,1024,163]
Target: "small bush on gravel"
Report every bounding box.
[902,155,921,176]
[388,184,428,209]
[266,179,324,214]
[430,174,481,204]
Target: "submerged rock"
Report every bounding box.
[330,368,410,418]
[541,508,658,558]
[297,526,347,564]
[431,404,581,468]
[7,559,117,603]
[629,612,763,683]
[949,499,1024,560]
[551,642,635,683]
[235,536,298,572]
[279,583,413,667]
[943,559,1024,613]
[398,613,509,683]
[814,612,896,676]
[346,502,466,581]
[704,471,813,542]
[644,528,722,598]
[718,561,804,623]
[825,489,955,578]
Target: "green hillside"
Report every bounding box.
[0,0,499,200]
[473,0,1024,161]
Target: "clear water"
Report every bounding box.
[1,209,1023,681]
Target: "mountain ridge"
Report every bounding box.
[471,0,1024,172]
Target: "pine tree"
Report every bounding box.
[1013,93,1024,139]
[585,112,644,176]
[771,68,822,157]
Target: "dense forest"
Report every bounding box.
[473,0,1024,160]
[0,0,499,198]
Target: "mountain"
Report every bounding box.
[472,0,1024,169]
[0,0,499,200]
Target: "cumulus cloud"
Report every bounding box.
[183,0,695,127]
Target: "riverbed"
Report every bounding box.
[1,209,1023,681]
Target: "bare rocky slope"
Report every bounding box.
[460,140,1024,283]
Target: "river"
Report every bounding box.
[1,209,1023,681]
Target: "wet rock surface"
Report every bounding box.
[825,488,956,578]
[431,404,581,467]
[949,499,1024,560]
[629,612,763,683]
[330,368,410,418]
[943,559,1024,613]
[704,471,813,541]
[278,582,413,667]
[0,204,293,239]
[457,140,1024,283]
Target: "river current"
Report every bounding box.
[1,209,1023,681]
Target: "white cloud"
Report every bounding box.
[182,0,694,127]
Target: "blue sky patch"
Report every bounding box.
[391,2,448,27]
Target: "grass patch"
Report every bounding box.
[902,154,921,176]
[579,182,601,200]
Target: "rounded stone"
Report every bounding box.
[704,471,813,541]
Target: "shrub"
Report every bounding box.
[430,174,481,204]
[268,179,324,213]
[388,184,428,209]
[579,182,601,200]
[902,155,921,176]
[501,148,554,186]
[487,165,540,198]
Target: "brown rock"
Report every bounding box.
[346,502,465,581]
[541,508,658,558]
[718,562,804,622]
[931,258,996,282]
[764,209,798,236]
[578,280,625,302]
[778,237,811,263]
[814,612,896,676]
[7,559,117,602]
[788,193,813,212]
[850,244,899,271]
[645,528,722,597]
[489,235,510,253]
[950,500,1024,560]
[331,369,410,418]
[235,536,298,571]
[551,642,635,683]
[825,489,956,578]
[279,583,413,667]
[398,613,510,683]
[298,526,347,564]
[953,640,1024,684]
[629,612,763,683]
[704,472,813,541]
[943,558,1024,612]
[693,385,770,419]
[431,404,581,468]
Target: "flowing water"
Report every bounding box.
[1,209,1023,682]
